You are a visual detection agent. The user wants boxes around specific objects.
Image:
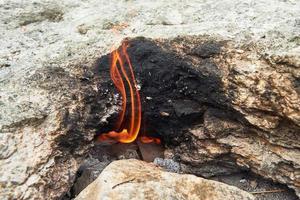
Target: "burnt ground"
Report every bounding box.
[94,37,237,144]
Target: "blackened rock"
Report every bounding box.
[191,42,222,58]
[173,100,203,118]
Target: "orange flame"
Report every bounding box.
[98,42,160,144]
[140,136,161,144]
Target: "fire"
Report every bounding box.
[140,136,161,144]
[98,42,160,144]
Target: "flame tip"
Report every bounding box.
[98,43,160,144]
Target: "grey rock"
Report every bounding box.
[153,158,181,173]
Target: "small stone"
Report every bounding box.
[250,180,258,188]
[236,49,244,54]
[137,141,164,162]
[160,111,170,117]
[239,179,247,183]
[77,24,88,35]
[153,158,180,173]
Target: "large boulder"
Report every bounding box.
[75,159,254,200]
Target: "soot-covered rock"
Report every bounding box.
[190,42,222,58]
[95,37,234,145]
[95,36,300,197]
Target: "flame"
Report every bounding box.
[98,42,160,144]
[140,136,161,144]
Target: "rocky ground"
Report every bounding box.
[0,0,299,200]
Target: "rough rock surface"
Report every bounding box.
[118,37,299,197]
[71,157,110,197]
[75,159,255,200]
[0,0,299,199]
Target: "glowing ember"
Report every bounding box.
[98,42,160,144]
[140,136,161,144]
